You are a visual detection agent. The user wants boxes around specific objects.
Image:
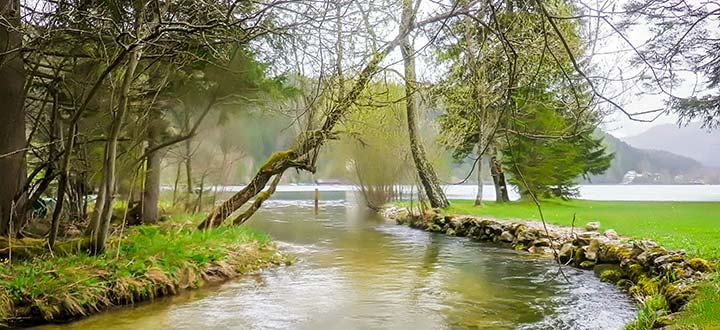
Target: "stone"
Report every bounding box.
[603,229,620,240]
[425,223,443,232]
[528,246,552,255]
[558,243,574,262]
[574,232,599,246]
[579,261,596,269]
[687,258,715,273]
[664,281,696,312]
[653,253,684,267]
[531,238,551,247]
[584,239,601,261]
[593,264,625,283]
[499,231,515,243]
[585,222,601,231]
[515,227,537,243]
[445,228,456,236]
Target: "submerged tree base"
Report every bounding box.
[0,219,290,328]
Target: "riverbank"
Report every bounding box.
[0,215,288,328]
[384,202,719,329]
[444,199,720,260]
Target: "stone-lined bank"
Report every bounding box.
[382,206,716,327]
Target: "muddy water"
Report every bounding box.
[33,200,636,330]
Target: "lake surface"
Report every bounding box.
[209,184,720,202]
[33,200,636,330]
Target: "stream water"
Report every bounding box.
[32,199,637,330]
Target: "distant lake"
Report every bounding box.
[206,184,720,202]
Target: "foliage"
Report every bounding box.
[331,83,414,208]
[502,87,613,199]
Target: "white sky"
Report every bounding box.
[404,0,715,138]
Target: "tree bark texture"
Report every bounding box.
[141,108,163,224]
[0,0,27,236]
[400,0,449,209]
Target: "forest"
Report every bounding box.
[1,0,719,328]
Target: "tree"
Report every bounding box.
[400,0,449,209]
[620,0,720,130]
[0,0,27,236]
[502,87,613,199]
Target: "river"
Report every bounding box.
[33,199,637,330]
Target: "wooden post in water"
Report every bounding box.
[314,188,319,215]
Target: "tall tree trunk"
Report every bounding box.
[141,108,162,224]
[475,153,484,207]
[91,45,142,254]
[400,0,449,209]
[184,138,194,211]
[0,0,27,236]
[172,160,181,206]
[490,148,510,203]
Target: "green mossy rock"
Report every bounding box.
[594,264,625,283]
[579,261,596,269]
[687,258,714,273]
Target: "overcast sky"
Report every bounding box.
[405,0,711,139]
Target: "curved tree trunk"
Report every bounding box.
[400,0,449,209]
[197,3,471,229]
[0,0,27,236]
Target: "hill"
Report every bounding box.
[624,122,720,168]
[589,132,706,184]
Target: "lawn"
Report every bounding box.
[431,199,720,329]
[441,199,720,261]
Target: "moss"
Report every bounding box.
[579,261,596,269]
[514,243,527,251]
[617,279,633,290]
[627,263,646,282]
[664,283,696,312]
[687,258,715,273]
[573,247,586,266]
[594,264,625,283]
[260,150,294,173]
[632,275,663,296]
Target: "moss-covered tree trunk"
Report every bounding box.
[0,0,27,236]
[198,48,395,230]
[197,4,470,229]
[400,0,449,209]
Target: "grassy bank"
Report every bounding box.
[0,215,286,327]
[414,199,720,329]
[443,199,720,260]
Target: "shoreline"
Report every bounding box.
[382,206,716,329]
[0,225,289,329]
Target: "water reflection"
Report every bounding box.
[32,202,635,330]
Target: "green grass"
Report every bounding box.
[673,274,720,329]
[406,199,720,329]
[0,216,279,325]
[440,199,720,261]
